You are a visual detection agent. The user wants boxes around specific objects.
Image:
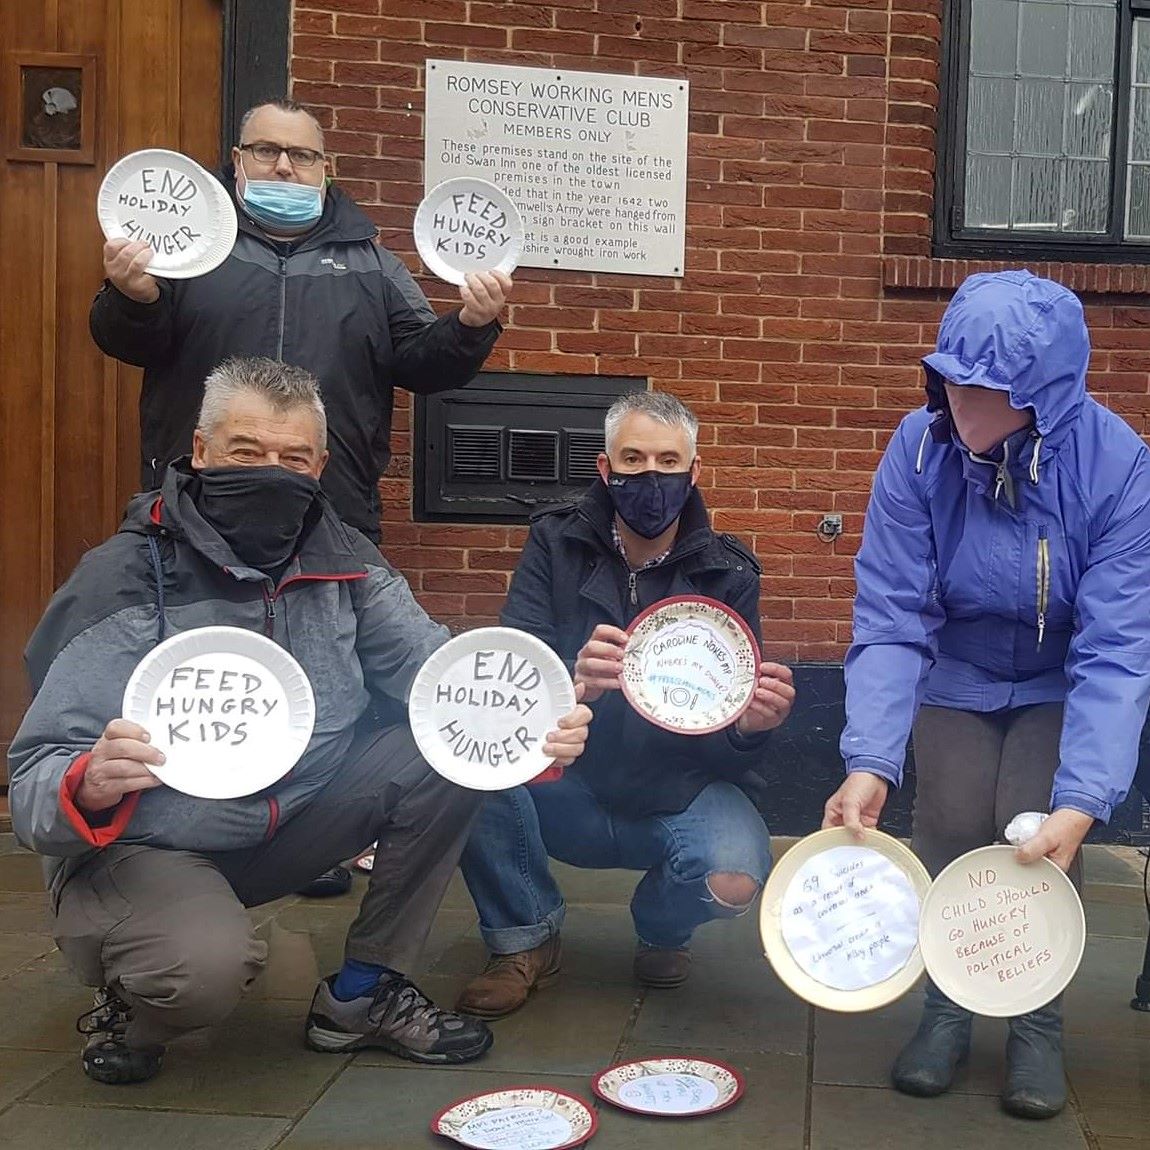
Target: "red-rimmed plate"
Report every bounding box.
[432,1086,597,1148]
[592,1056,745,1117]
[621,596,760,734]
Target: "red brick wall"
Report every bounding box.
[290,0,1150,662]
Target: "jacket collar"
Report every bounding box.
[124,459,368,583]
[221,164,377,249]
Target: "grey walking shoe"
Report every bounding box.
[891,981,973,1097]
[305,973,493,1064]
[76,987,164,1085]
[1002,997,1066,1119]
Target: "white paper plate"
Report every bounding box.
[432,1086,597,1149]
[121,625,315,799]
[918,844,1085,1017]
[97,148,238,279]
[592,1057,744,1117]
[760,827,932,1012]
[621,595,760,734]
[408,627,575,791]
[414,176,523,286]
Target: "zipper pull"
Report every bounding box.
[628,571,637,605]
[264,588,277,621]
[1036,525,1049,650]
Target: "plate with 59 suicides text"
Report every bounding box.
[121,626,315,800]
[918,844,1085,1017]
[408,627,576,791]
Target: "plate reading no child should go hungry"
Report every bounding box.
[408,627,575,791]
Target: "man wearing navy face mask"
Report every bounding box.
[454,391,796,1018]
[90,97,510,544]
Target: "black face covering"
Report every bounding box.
[195,465,320,571]
[605,468,694,539]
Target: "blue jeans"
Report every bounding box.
[459,771,773,952]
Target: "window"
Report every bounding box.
[936,0,1150,260]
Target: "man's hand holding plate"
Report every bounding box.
[77,718,166,813]
[103,238,160,304]
[459,270,512,327]
[735,661,795,735]
[574,623,628,702]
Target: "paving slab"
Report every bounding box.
[0,961,93,1052]
[630,957,810,1057]
[277,1066,591,1149]
[810,1083,1088,1150]
[0,1102,288,1150]
[0,932,56,978]
[0,849,45,892]
[0,891,52,935]
[0,1050,69,1109]
[27,999,347,1118]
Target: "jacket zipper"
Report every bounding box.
[1036,525,1049,650]
[276,254,287,358]
[262,585,277,637]
[628,570,637,605]
[993,438,1014,507]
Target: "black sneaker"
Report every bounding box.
[76,987,164,1084]
[305,973,493,1064]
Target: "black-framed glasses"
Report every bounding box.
[239,141,324,168]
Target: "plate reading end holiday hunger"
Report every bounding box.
[97,149,237,278]
[592,1057,744,1117]
[408,627,575,790]
[621,596,760,734]
[918,845,1085,1017]
[432,1086,597,1149]
[414,177,523,285]
[760,827,932,1012]
[121,626,315,799]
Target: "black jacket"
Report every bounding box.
[502,481,771,819]
[90,172,500,539]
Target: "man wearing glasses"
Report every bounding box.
[90,97,511,545]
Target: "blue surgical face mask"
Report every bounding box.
[237,156,324,234]
[605,468,694,539]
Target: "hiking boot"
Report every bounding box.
[891,981,973,1097]
[633,943,692,988]
[1002,997,1066,1119]
[306,973,492,1064]
[76,987,163,1085]
[454,936,562,1020]
[296,866,353,898]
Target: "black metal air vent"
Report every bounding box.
[565,429,601,482]
[415,372,646,524]
[447,425,502,481]
[508,430,559,481]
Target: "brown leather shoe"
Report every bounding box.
[634,943,692,988]
[454,936,561,1019]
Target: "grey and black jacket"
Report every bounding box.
[89,173,500,539]
[8,462,447,880]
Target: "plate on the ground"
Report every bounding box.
[592,1057,744,1116]
[121,625,315,799]
[919,844,1085,1017]
[414,176,523,286]
[620,595,759,734]
[97,148,237,278]
[432,1086,597,1148]
[408,627,575,790]
[760,827,931,1012]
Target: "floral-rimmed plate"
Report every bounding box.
[432,1086,597,1148]
[621,595,760,735]
[591,1057,745,1117]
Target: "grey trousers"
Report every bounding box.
[910,702,1081,889]
[52,723,480,1046]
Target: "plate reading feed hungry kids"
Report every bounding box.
[432,1086,597,1149]
[917,844,1085,1017]
[414,176,524,286]
[592,1057,744,1117]
[620,596,760,734]
[408,627,576,791]
[760,827,932,1011]
[121,626,315,800]
[97,149,237,278]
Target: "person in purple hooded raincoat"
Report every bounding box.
[823,270,1150,1119]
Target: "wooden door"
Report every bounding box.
[0,0,222,792]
